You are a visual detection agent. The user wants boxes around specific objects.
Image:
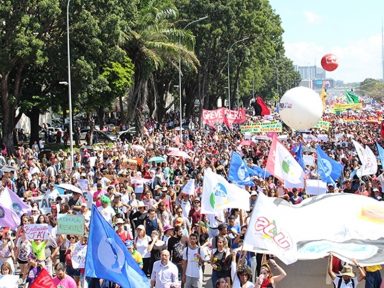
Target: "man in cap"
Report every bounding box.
[328,255,366,287]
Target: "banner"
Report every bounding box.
[72,243,87,269]
[244,193,384,266]
[240,122,282,133]
[24,224,49,240]
[314,120,331,130]
[58,214,85,235]
[202,108,246,128]
[333,103,362,112]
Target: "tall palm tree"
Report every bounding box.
[123,0,199,132]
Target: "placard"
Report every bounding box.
[72,243,87,269]
[57,214,85,235]
[0,275,18,288]
[24,224,49,240]
[240,122,282,133]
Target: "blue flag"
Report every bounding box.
[376,142,384,168]
[248,165,271,179]
[85,206,149,288]
[316,145,343,184]
[228,152,255,186]
[294,143,305,169]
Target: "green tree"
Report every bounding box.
[123,0,199,132]
[358,78,384,100]
[0,0,61,151]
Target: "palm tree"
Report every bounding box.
[123,0,199,132]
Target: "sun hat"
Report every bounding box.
[115,218,124,225]
[100,195,111,204]
[125,240,134,248]
[340,265,355,277]
[163,225,174,233]
[136,224,145,230]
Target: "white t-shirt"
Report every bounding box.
[135,235,151,258]
[97,206,115,225]
[332,276,358,288]
[182,246,206,279]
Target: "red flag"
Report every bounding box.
[30,268,56,288]
[381,121,384,139]
[256,96,270,116]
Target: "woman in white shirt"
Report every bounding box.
[231,251,255,288]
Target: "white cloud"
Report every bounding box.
[284,34,382,82]
[303,11,321,24]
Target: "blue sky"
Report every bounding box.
[269,0,384,83]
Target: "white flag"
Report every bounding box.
[201,169,250,214]
[243,192,297,264]
[266,136,304,187]
[181,179,195,195]
[353,140,378,176]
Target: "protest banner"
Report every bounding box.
[333,102,362,112]
[83,191,94,208]
[78,179,89,191]
[58,214,85,235]
[29,196,52,214]
[72,243,87,269]
[202,108,246,128]
[24,224,49,240]
[314,120,331,130]
[240,122,282,133]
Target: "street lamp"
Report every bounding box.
[227,37,249,110]
[178,16,208,141]
[66,0,74,167]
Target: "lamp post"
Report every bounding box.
[227,37,249,110]
[178,16,208,141]
[66,0,74,167]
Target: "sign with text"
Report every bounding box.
[240,122,282,133]
[202,108,246,128]
[314,120,331,130]
[24,224,49,240]
[58,214,85,235]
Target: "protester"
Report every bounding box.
[150,250,179,288]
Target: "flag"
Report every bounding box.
[353,140,378,176]
[376,142,384,167]
[85,206,149,288]
[243,193,384,266]
[243,192,297,264]
[30,268,55,288]
[361,145,378,176]
[0,187,31,217]
[266,136,304,186]
[345,90,359,104]
[228,152,254,186]
[316,145,343,184]
[249,165,271,179]
[181,179,195,195]
[202,168,250,214]
[352,140,366,164]
[256,96,270,115]
[294,143,305,169]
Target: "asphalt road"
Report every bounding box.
[203,258,384,287]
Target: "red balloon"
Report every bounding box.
[321,53,338,71]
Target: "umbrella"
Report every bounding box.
[131,145,146,152]
[57,183,83,194]
[167,150,191,159]
[148,156,166,163]
[0,166,16,173]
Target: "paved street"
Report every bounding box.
[203,258,383,287]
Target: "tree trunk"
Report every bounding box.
[1,73,16,154]
[27,106,41,147]
[119,94,126,125]
[97,106,105,130]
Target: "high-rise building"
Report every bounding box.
[294,65,326,80]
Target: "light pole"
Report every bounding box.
[227,37,249,110]
[178,16,208,141]
[66,0,74,167]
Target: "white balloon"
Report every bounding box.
[279,87,323,130]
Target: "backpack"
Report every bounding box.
[336,276,355,288]
[186,246,202,266]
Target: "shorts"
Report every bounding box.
[66,266,81,277]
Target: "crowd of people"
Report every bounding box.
[0,106,383,288]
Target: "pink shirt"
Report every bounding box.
[93,189,106,207]
[53,275,77,288]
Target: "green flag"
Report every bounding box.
[344,90,359,104]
